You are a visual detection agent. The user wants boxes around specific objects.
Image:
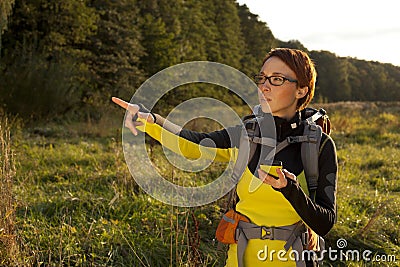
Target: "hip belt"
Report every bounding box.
[235,220,308,267]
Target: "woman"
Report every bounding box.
[112,48,338,267]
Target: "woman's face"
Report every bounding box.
[257,56,307,120]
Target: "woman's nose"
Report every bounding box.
[259,82,271,92]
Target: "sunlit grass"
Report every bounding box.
[1,102,399,266]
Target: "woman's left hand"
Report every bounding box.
[257,168,297,189]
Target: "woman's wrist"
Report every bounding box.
[150,112,157,124]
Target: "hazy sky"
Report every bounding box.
[237,0,400,66]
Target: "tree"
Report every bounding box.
[0,0,98,120]
[0,0,15,53]
[237,3,276,75]
[210,0,245,69]
[86,0,145,101]
[138,13,176,76]
[277,39,308,51]
[311,50,352,101]
[1,0,98,62]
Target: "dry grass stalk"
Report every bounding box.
[0,115,19,265]
[358,200,390,238]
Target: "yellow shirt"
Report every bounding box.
[138,120,308,266]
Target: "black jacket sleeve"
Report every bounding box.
[179,125,242,148]
[280,135,338,236]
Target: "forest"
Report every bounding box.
[1,1,399,266]
[1,0,400,123]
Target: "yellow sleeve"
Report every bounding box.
[136,119,234,162]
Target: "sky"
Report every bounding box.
[237,0,400,66]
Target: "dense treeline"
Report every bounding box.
[310,51,400,102]
[0,0,399,121]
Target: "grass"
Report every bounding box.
[316,102,400,266]
[1,101,399,266]
[0,112,25,266]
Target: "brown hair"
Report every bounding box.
[263,48,317,110]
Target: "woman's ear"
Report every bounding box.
[296,86,308,99]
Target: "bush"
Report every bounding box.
[0,54,82,121]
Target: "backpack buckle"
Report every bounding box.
[319,108,327,116]
[261,226,274,240]
[245,121,257,141]
[308,136,318,143]
[287,136,299,143]
[301,231,309,246]
[244,134,256,142]
[309,124,318,131]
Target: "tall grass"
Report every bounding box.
[315,102,400,266]
[1,102,399,266]
[0,112,19,265]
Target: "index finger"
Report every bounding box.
[112,97,139,114]
[111,97,129,109]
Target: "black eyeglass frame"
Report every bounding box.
[253,74,298,86]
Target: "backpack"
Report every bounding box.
[229,105,331,202]
[217,106,331,265]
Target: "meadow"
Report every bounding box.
[0,101,399,266]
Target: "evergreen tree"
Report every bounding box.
[211,0,245,69]
[237,3,276,75]
[1,0,97,62]
[1,0,400,121]
[277,39,308,51]
[0,0,15,53]
[311,50,351,102]
[0,0,98,120]
[86,0,145,102]
[0,0,15,34]
[176,0,209,62]
[138,13,176,75]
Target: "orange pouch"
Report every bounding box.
[215,209,250,244]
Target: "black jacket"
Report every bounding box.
[179,111,338,236]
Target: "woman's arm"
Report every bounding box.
[178,126,242,149]
[112,97,235,162]
[279,135,338,236]
[153,113,182,135]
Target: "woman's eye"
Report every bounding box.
[272,76,284,82]
[254,75,264,83]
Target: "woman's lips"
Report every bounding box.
[259,95,271,102]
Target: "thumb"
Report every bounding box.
[281,169,297,181]
[137,112,155,123]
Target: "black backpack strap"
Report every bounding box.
[226,116,261,211]
[301,122,322,200]
[272,122,323,199]
[226,105,264,211]
[272,134,315,157]
[231,118,259,185]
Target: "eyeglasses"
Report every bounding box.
[253,74,298,86]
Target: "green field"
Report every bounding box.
[1,102,399,266]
